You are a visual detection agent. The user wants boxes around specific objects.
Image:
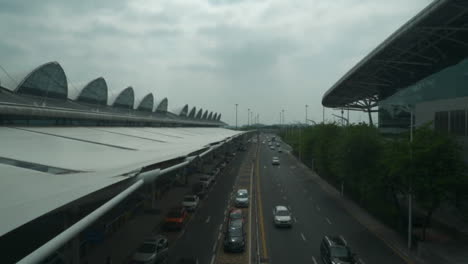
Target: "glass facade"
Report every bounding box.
[137,93,154,112]
[78,77,108,105]
[113,87,134,109]
[155,98,168,113]
[379,58,468,130]
[16,62,68,100]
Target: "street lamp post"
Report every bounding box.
[305,105,309,125]
[248,108,250,127]
[235,104,238,129]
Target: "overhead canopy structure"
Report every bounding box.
[0,126,242,237]
[322,0,468,109]
[213,113,218,121]
[112,86,134,109]
[154,98,168,113]
[207,112,213,120]
[217,114,222,121]
[74,77,108,105]
[137,93,154,112]
[196,108,204,119]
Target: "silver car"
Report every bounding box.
[273,205,292,227]
[235,189,249,208]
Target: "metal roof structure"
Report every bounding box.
[0,126,241,237]
[173,104,189,117]
[136,93,154,112]
[217,113,222,121]
[322,0,468,109]
[154,97,168,113]
[196,108,204,119]
[73,77,108,105]
[112,86,134,109]
[202,110,209,119]
[188,106,197,118]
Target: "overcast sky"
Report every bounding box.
[0,0,431,125]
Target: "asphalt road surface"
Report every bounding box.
[257,134,406,264]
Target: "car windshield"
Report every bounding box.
[230,211,242,219]
[276,210,289,216]
[184,197,196,202]
[330,246,350,258]
[138,243,156,254]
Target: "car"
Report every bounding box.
[192,182,207,199]
[273,205,292,227]
[164,207,188,230]
[182,195,199,211]
[223,220,246,252]
[278,148,283,153]
[234,189,249,208]
[270,146,275,150]
[132,235,169,264]
[320,235,358,264]
[228,208,245,224]
[272,157,280,165]
[199,174,214,188]
[276,142,280,147]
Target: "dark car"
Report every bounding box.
[228,208,245,224]
[223,220,245,252]
[192,182,207,199]
[320,236,358,264]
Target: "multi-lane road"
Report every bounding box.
[168,134,407,264]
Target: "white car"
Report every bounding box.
[182,195,199,211]
[272,157,280,165]
[273,205,292,227]
[132,235,169,264]
[235,189,249,208]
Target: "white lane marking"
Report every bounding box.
[212,240,218,253]
[340,235,347,245]
[316,205,320,211]
[224,209,227,216]
[264,166,266,169]
[359,258,366,264]
[300,233,306,241]
[312,256,318,264]
[218,232,222,240]
[293,217,297,223]
[280,189,283,193]
[219,224,223,231]
[206,216,211,223]
[326,217,332,225]
[210,254,216,264]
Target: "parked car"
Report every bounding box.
[182,195,199,211]
[132,235,169,264]
[235,189,249,208]
[278,148,283,153]
[320,235,358,264]
[164,207,188,230]
[272,157,280,165]
[223,220,246,252]
[228,208,245,225]
[273,205,292,227]
[192,182,207,199]
[199,174,214,188]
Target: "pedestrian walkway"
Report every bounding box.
[289,154,426,264]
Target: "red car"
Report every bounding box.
[164,207,188,230]
[228,208,245,225]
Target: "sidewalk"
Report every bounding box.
[290,154,425,264]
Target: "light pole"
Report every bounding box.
[305,104,309,124]
[235,104,238,129]
[248,108,250,127]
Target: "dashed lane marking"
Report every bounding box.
[293,217,297,223]
[210,254,216,264]
[301,233,307,241]
[316,205,320,211]
[312,256,318,264]
[212,240,218,253]
[206,216,211,223]
[326,217,332,225]
[219,224,223,232]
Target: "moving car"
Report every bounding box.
[132,235,169,264]
[272,157,280,165]
[320,235,358,264]
[164,207,188,230]
[223,220,246,252]
[235,189,249,208]
[182,195,199,211]
[273,205,292,227]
